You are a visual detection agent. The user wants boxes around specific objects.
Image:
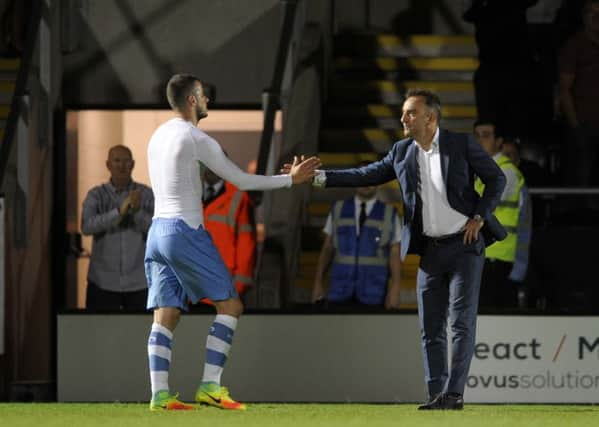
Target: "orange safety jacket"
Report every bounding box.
[203,181,257,296]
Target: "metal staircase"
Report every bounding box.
[293,30,479,307]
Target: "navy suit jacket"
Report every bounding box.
[325,129,507,259]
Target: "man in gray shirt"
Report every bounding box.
[81,145,154,310]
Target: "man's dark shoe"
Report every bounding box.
[418,392,464,410]
[421,393,439,406]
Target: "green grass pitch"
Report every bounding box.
[1,403,598,427]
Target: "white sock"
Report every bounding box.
[148,322,173,395]
[201,314,238,385]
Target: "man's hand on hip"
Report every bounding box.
[462,216,484,245]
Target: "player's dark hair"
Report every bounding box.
[166,74,202,111]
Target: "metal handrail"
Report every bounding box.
[529,188,599,195]
[0,0,42,189]
[255,0,299,195]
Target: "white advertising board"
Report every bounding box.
[468,316,599,403]
[57,314,599,403]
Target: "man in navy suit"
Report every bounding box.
[312,89,506,409]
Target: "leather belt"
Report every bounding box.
[425,232,464,246]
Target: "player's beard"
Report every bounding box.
[197,105,208,121]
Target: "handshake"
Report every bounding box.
[280,155,322,185]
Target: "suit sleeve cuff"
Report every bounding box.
[312,170,326,188]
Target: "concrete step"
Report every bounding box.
[0,58,19,82]
[294,251,327,289]
[0,105,10,119]
[325,104,477,121]
[316,152,381,167]
[307,201,332,218]
[324,115,474,131]
[320,126,471,153]
[334,57,477,81]
[320,128,402,153]
[335,32,477,58]
[0,58,20,72]
[323,106,475,131]
[0,81,15,104]
[329,80,475,105]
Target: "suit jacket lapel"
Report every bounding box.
[405,140,417,193]
[439,128,450,186]
[403,141,418,221]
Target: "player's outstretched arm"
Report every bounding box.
[288,155,321,184]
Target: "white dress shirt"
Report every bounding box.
[417,128,469,237]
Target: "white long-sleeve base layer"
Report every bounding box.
[147,117,291,229]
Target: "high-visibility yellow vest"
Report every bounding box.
[475,154,524,262]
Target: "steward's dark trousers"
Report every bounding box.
[479,258,517,310]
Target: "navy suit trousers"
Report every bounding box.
[416,233,485,398]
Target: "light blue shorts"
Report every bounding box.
[145,218,238,311]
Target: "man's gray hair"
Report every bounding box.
[405,88,442,122]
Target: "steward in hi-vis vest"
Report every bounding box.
[328,199,397,304]
[203,180,256,297]
[312,181,402,310]
[475,153,524,263]
[473,120,527,309]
